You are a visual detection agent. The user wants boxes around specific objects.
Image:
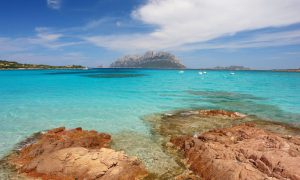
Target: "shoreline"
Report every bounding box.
[0,68,86,71]
[1,67,300,72]
[1,109,299,179]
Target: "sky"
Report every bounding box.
[0,0,300,69]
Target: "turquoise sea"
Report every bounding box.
[0,69,300,157]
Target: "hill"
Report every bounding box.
[0,60,84,69]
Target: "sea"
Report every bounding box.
[0,68,299,157]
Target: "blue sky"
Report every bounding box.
[0,0,300,69]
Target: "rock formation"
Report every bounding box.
[6,127,148,180]
[145,109,300,180]
[171,123,300,180]
[3,110,300,179]
[110,51,185,68]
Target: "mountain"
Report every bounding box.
[110,51,185,69]
[0,60,84,69]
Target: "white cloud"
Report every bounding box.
[35,27,63,41]
[47,0,62,10]
[85,0,300,51]
[0,28,82,52]
[1,52,89,66]
[177,29,300,51]
[0,37,27,52]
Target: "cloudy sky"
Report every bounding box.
[1,0,300,69]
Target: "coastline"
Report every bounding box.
[1,109,300,179]
[0,68,86,71]
[1,67,300,73]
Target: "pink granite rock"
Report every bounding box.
[171,123,300,180]
[8,127,148,180]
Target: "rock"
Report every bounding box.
[7,127,148,180]
[144,109,250,139]
[171,124,300,180]
[198,109,247,118]
[111,131,183,179]
[145,109,300,140]
[174,170,200,180]
[110,51,185,69]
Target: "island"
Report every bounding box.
[207,65,251,70]
[273,68,300,72]
[0,60,85,70]
[110,51,186,69]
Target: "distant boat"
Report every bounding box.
[198,72,203,75]
[179,70,184,74]
[203,71,207,74]
[84,66,89,70]
[230,72,235,75]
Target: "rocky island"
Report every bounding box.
[0,60,84,70]
[110,51,185,69]
[208,65,251,70]
[273,68,300,72]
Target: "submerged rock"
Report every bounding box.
[6,127,148,180]
[171,123,300,180]
[145,109,300,179]
[146,109,300,139]
[112,132,184,179]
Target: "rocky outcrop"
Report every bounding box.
[145,109,300,180]
[145,109,249,139]
[110,51,185,68]
[171,123,300,180]
[146,109,300,139]
[7,127,148,180]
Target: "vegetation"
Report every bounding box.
[0,60,84,69]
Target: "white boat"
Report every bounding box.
[203,71,207,74]
[179,70,184,74]
[198,72,203,75]
[230,72,235,75]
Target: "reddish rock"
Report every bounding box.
[171,124,300,180]
[198,109,247,118]
[8,127,148,180]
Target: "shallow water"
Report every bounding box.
[0,69,300,157]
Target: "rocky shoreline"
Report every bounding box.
[1,127,148,180]
[1,109,300,179]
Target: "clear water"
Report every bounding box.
[0,69,300,157]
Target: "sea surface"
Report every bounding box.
[0,69,300,157]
